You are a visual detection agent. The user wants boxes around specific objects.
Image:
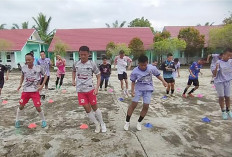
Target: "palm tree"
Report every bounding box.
[105,20,126,28]
[22,21,29,29]
[32,12,54,43]
[0,24,6,29]
[12,23,20,29]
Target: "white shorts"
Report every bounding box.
[214,81,231,97]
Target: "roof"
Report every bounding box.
[48,27,154,52]
[163,25,223,47]
[0,29,36,51]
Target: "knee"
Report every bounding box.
[36,107,41,112]
[143,104,149,110]
[195,86,199,89]
[19,105,24,110]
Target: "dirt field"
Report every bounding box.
[0,68,232,157]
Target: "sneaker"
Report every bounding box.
[182,94,187,98]
[227,111,232,118]
[95,123,101,133]
[104,88,107,91]
[125,90,130,97]
[137,122,142,131]
[41,121,47,128]
[222,112,228,120]
[15,121,20,128]
[101,123,107,133]
[188,93,194,97]
[171,93,175,97]
[124,122,130,131]
[99,88,102,91]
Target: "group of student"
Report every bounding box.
[0,46,231,132]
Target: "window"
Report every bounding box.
[6,53,11,62]
[70,53,74,60]
[97,51,106,60]
[88,52,92,60]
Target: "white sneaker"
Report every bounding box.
[95,123,101,133]
[137,122,142,131]
[124,122,130,131]
[99,88,102,91]
[101,123,107,132]
[125,90,130,97]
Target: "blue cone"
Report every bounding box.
[144,123,153,128]
[202,117,211,123]
[119,98,124,101]
[162,96,167,99]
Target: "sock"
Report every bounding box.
[183,88,188,94]
[39,110,46,121]
[138,116,144,122]
[126,115,131,122]
[95,109,104,125]
[188,88,195,94]
[58,85,61,89]
[171,89,174,94]
[166,90,169,94]
[226,107,230,112]
[87,111,99,125]
[222,109,225,112]
[16,107,21,121]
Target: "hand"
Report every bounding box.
[94,87,98,95]
[192,74,196,78]
[37,85,43,91]
[5,76,8,81]
[163,81,168,87]
[17,85,22,91]
[131,91,135,97]
[72,80,76,86]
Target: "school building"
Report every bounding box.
[48,27,154,66]
[0,29,48,68]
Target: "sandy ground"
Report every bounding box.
[0,67,232,157]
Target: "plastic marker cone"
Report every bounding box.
[80,124,88,129]
[28,123,37,129]
[2,100,8,104]
[48,99,54,103]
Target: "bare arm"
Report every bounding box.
[38,75,48,90]
[131,81,135,97]
[213,63,219,77]
[189,69,195,78]
[17,74,24,91]
[156,75,168,87]
[94,74,101,95]
[177,68,180,77]
[72,71,76,86]
[5,70,9,80]
[206,54,211,63]
[128,61,132,70]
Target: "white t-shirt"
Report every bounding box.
[173,61,180,79]
[114,56,132,74]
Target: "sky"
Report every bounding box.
[0,0,231,32]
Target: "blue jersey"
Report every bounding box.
[161,60,175,78]
[189,62,202,80]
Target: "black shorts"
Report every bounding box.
[118,72,127,80]
[40,76,50,86]
[164,78,175,83]
[187,79,199,86]
[0,79,4,88]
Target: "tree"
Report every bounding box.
[223,13,232,25]
[22,21,29,29]
[32,12,54,44]
[153,38,186,63]
[128,37,145,60]
[105,20,126,28]
[11,23,20,29]
[53,39,69,57]
[0,24,6,29]
[197,22,214,26]
[128,17,154,33]
[209,24,232,49]
[154,31,171,42]
[178,27,205,63]
[0,39,12,51]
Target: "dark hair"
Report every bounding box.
[223,48,232,53]
[26,52,34,57]
[199,58,206,61]
[174,58,179,62]
[30,51,34,54]
[219,53,223,56]
[119,50,125,54]
[79,46,90,52]
[167,53,173,57]
[102,55,107,60]
[40,50,45,54]
[138,55,148,63]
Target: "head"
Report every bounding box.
[102,55,107,64]
[56,55,61,60]
[30,51,34,56]
[174,58,179,64]
[138,55,148,71]
[222,48,232,61]
[40,51,46,59]
[25,52,34,66]
[119,50,125,58]
[198,58,206,65]
[219,53,223,59]
[79,46,90,63]
[167,53,173,62]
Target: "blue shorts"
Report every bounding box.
[101,75,109,81]
[214,81,231,97]
[132,90,153,104]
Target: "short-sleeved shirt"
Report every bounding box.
[56,59,66,75]
[99,63,111,77]
[0,64,7,80]
[130,64,160,92]
[73,60,100,93]
[22,65,45,92]
[37,58,51,76]
[214,59,232,83]
[114,56,132,74]
[161,60,175,78]
[189,62,202,80]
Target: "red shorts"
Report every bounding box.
[77,89,97,106]
[19,92,41,107]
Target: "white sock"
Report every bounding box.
[87,111,99,125]
[39,110,46,121]
[95,109,104,125]
[16,107,21,121]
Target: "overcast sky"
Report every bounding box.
[0,0,231,32]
